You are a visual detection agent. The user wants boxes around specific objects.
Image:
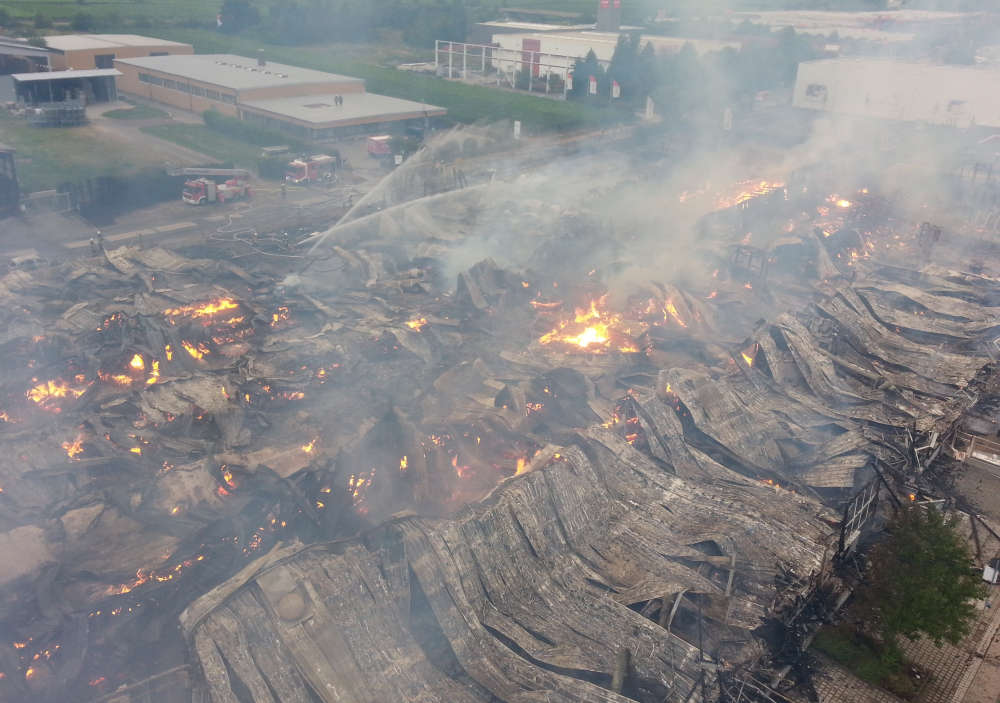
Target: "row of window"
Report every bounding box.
[137,73,235,104]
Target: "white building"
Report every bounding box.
[793,58,1000,128]
[726,9,970,43]
[491,31,740,74]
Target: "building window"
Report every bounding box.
[138,73,151,84]
[205,89,221,100]
[176,83,190,93]
[805,84,827,102]
[163,79,177,90]
[190,85,205,96]
[220,93,236,104]
[95,54,115,69]
[150,52,168,57]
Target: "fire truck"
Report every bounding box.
[367,135,393,158]
[173,168,252,206]
[285,154,337,184]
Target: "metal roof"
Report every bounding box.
[43,34,191,52]
[11,69,121,82]
[239,92,445,126]
[0,37,54,58]
[114,54,362,92]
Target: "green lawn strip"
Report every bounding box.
[103,103,170,120]
[155,29,624,132]
[139,123,261,167]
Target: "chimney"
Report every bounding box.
[257,50,266,67]
[596,0,621,32]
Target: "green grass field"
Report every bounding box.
[0,113,164,191]
[103,103,170,120]
[139,123,261,167]
[1,0,216,24]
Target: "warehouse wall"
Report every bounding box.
[52,43,193,70]
[793,59,1000,128]
[115,62,240,117]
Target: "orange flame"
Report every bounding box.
[664,299,687,328]
[62,434,85,460]
[181,341,210,360]
[406,317,428,331]
[302,438,317,453]
[399,455,408,471]
[271,306,290,327]
[129,354,144,371]
[164,345,173,361]
[515,457,528,475]
[130,447,142,455]
[27,379,88,403]
[163,298,238,320]
[146,360,160,385]
[715,179,785,210]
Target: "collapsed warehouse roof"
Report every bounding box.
[0,145,998,702]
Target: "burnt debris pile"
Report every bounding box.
[0,168,998,703]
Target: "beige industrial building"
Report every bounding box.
[115,54,446,140]
[793,58,1000,128]
[43,34,193,70]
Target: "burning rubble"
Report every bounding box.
[0,155,996,703]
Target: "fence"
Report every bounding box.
[20,189,72,216]
[434,40,611,97]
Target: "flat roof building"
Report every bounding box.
[42,34,193,70]
[12,68,120,105]
[115,54,445,141]
[490,31,740,74]
[793,58,1000,128]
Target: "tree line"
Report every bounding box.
[566,27,818,124]
[220,0,483,46]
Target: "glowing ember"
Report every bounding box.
[89,677,106,687]
[271,306,290,327]
[741,352,754,366]
[165,345,173,361]
[99,371,133,386]
[129,447,142,455]
[62,434,85,460]
[515,457,528,475]
[163,298,238,320]
[406,317,428,331]
[529,300,563,310]
[348,470,374,506]
[0,411,11,422]
[399,455,408,471]
[451,455,471,478]
[146,360,160,385]
[301,438,317,454]
[25,667,36,680]
[129,354,145,371]
[835,199,852,208]
[181,340,210,360]
[715,179,785,210]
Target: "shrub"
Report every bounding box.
[71,12,94,31]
